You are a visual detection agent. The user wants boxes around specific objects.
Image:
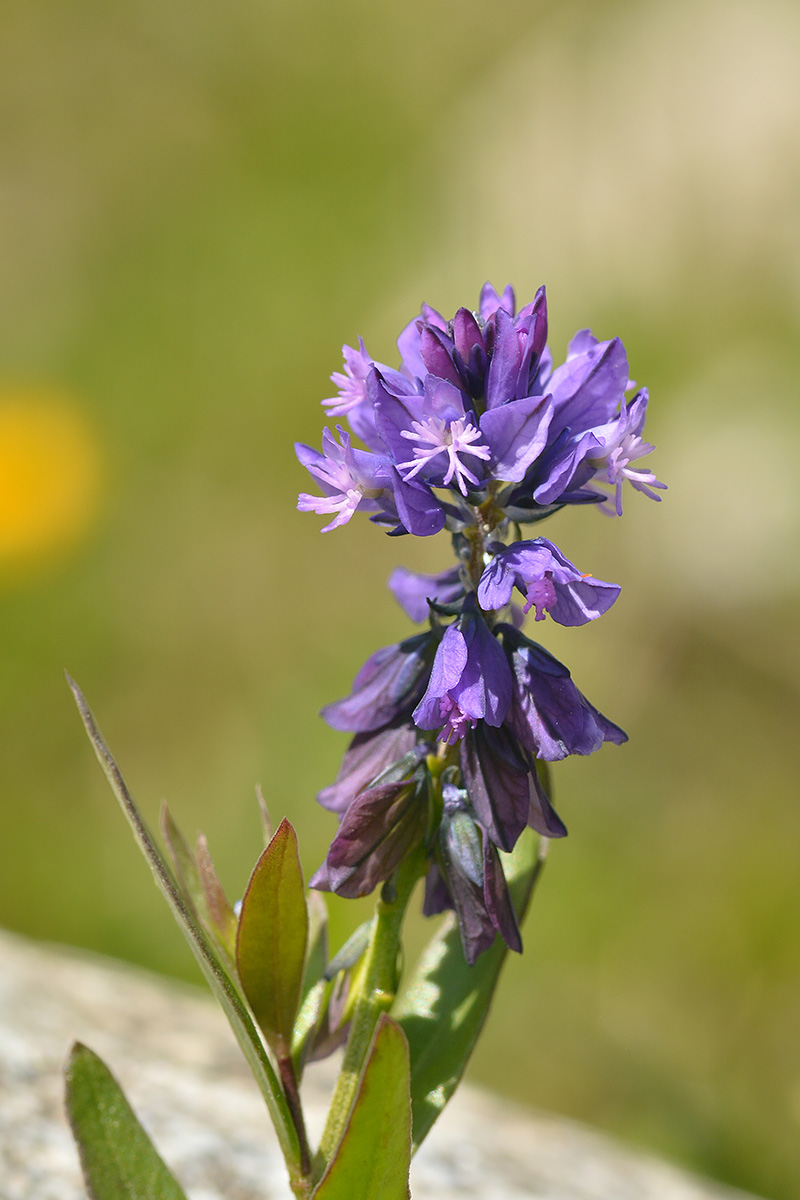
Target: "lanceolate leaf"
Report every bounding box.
[160,803,205,919]
[65,1042,187,1200]
[394,827,545,1150]
[196,833,238,959]
[66,677,303,1183]
[312,1016,411,1200]
[236,818,308,1055]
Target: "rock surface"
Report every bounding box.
[0,929,762,1200]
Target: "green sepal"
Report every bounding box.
[236,817,308,1056]
[311,1015,411,1200]
[65,1042,187,1200]
[394,826,545,1150]
[66,676,304,1184]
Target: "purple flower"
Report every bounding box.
[583,389,667,515]
[500,624,627,760]
[322,631,436,733]
[477,538,620,625]
[413,606,512,744]
[296,427,390,531]
[388,564,464,623]
[459,722,566,852]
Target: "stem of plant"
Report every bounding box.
[314,848,424,1177]
[277,1051,312,1191]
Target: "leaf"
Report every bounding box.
[160,803,205,918]
[196,833,238,959]
[236,818,308,1056]
[394,826,545,1150]
[66,676,303,1181]
[65,1042,187,1200]
[312,1016,411,1200]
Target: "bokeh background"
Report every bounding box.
[2,0,799,1196]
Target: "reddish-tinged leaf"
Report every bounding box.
[236,818,308,1054]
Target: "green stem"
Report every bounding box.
[315,851,423,1175]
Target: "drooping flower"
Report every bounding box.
[321,631,436,733]
[500,623,627,760]
[413,604,511,744]
[477,538,620,625]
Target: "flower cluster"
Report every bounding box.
[298,283,664,963]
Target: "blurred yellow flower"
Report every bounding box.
[0,388,102,577]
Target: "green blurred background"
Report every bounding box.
[1,0,799,1196]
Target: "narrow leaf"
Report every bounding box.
[394,827,545,1150]
[66,677,302,1180]
[160,803,205,917]
[312,1016,411,1200]
[256,784,274,846]
[236,818,308,1055]
[65,1042,187,1200]
[196,833,238,958]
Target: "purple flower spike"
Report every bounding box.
[478,538,620,625]
[413,608,512,744]
[388,564,464,623]
[500,624,627,760]
[322,632,435,733]
[296,426,389,532]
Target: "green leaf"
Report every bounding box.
[65,1042,187,1200]
[160,802,205,918]
[195,832,238,959]
[236,818,308,1056]
[66,676,303,1183]
[394,827,545,1150]
[312,1015,411,1200]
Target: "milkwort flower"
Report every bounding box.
[298,282,663,962]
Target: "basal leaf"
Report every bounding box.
[66,677,302,1181]
[65,1042,187,1200]
[394,827,545,1150]
[312,1015,411,1200]
[236,818,308,1056]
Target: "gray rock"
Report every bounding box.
[0,930,761,1200]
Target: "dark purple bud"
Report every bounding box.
[430,790,522,964]
[313,777,428,899]
[484,308,522,410]
[459,724,531,852]
[322,632,435,733]
[500,623,627,760]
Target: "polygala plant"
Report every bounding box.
[65,282,664,1199]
